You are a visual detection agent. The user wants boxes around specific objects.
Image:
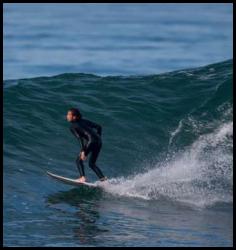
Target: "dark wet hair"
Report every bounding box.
[68,108,82,119]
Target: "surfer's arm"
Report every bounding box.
[83,130,93,156]
[70,128,86,151]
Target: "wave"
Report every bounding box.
[99,120,232,208]
[3,59,233,208]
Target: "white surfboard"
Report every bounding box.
[47,171,98,187]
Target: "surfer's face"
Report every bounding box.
[66,111,76,122]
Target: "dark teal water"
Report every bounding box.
[3,60,233,246]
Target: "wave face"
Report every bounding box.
[4,59,233,208]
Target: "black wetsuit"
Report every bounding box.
[70,118,105,179]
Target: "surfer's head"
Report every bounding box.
[67,108,82,122]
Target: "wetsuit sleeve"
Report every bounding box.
[70,127,86,151]
[84,119,102,136]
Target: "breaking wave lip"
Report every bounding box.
[97,121,233,209]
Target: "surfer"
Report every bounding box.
[66,108,107,183]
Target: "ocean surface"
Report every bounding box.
[3,3,232,80]
[3,59,233,247]
[3,3,233,247]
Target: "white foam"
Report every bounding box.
[169,119,183,145]
[100,122,233,208]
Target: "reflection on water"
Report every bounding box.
[45,187,109,245]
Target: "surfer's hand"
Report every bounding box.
[80,151,87,161]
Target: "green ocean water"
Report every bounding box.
[3,60,233,246]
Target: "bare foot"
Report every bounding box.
[76,176,86,183]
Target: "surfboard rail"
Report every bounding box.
[46,171,97,187]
